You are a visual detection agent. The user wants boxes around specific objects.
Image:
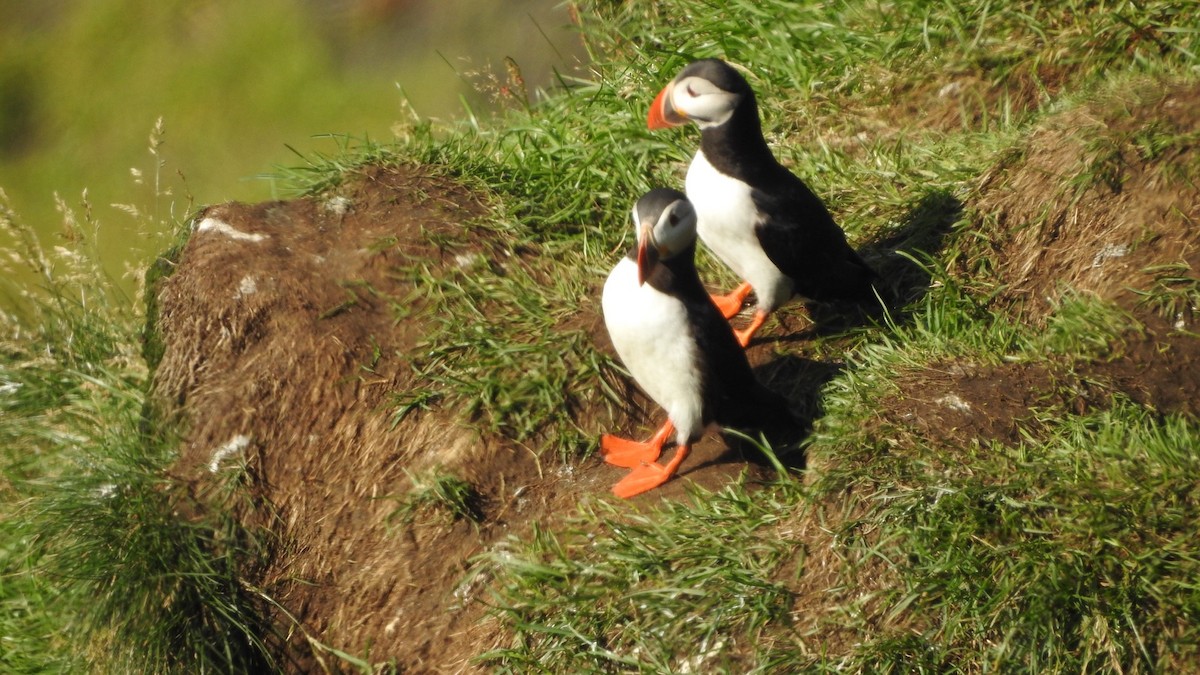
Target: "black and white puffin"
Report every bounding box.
[600,188,794,498]
[647,58,878,346]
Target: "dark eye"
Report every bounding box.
[685,83,698,97]
[668,212,679,226]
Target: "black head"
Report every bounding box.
[632,188,697,284]
[674,59,753,97]
[648,58,757,130]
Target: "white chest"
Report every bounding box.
[685,151,793,310]
[601,258,704,440]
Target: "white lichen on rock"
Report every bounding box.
[936,393,972,413]
[324,196,353,215]
[1091,243,1129,268]
[208,434,251,473]
[234,275,257,299]
[195,217,267,242]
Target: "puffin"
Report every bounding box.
[647,58,878,346]
[600,188,794,498]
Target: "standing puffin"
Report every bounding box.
[600,188,794,498]
[647,58,878,346]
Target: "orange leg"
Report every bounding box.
[612,444,692,498]
[709,281,753,320]
[600,420,673,468]
[733,309,769,347]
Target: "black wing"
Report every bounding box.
[751,172,877,303]
[684,294,792,430]
[650,249,794,432]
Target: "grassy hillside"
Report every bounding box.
[3,0,1200,672]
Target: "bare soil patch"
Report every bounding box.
[884,314,1200,456]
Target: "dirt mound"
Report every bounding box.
[967,78,1200,321]
[898,77,1200,450]
[151,165,534,669]
[149,165,785,670]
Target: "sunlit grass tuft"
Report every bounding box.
[1134,261,1200,325]
[1,142,278,672]
[480,473,808,671]
[389,469,484,525]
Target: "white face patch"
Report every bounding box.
[649,199,697,259]
[671,76,740,128]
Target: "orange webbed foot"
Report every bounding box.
[709,281,753,320]
[600,434,663,468]
[612,462,675,498]
[611,444,691,499]
[600,420,674,468]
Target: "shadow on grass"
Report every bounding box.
[701,190,965,475]
[866,188,966,313]
[692,354,845,474]
[787,188,966,339]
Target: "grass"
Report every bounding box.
[813,400,1200,672]
[385,239,618,457]
[389,469,484,525]
[2,0,1200,671]
[1135,261,1200,324]
[479,476,807,671]
[1,149,277,672]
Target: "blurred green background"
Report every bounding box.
[0,0,585,297]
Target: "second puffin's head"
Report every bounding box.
[647,58,753,131]
[633,188,697,285]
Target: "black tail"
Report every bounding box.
[845,250,882,304]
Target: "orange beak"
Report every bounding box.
[647,84,687,129]
[636,221,658,285]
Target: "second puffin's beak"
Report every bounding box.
[647,83,687,129]
[636,220,659,285]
